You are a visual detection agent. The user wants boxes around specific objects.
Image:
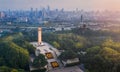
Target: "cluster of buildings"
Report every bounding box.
[0,6,64,24]
[0,7,120,24]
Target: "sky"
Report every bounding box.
[0,0,120,11]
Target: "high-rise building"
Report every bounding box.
[0,12,5,18]
[80,14,83,23]
[30,8,34,19]
[47,5,50,12]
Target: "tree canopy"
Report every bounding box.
[32,54,48,68]
[59,50,77,61]
[0,33,35,71]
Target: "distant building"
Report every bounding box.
[0,12,5,18]
[17,17,28,22]
[62,58,79,66]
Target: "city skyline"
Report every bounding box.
[0,0,120,11]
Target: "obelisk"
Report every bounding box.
[38,27,42,45]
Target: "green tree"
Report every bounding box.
[11,69,18,72]
[13,39,35,54]
[52,41,60,48]
[0,41,29,70]
[75,42,83,49]
[32,54,48,68]
[0,57,5,66]
[59,50,77,61]
[0,66,11,72]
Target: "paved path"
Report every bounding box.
[48,66,83,72]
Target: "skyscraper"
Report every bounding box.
[0,12,5,18]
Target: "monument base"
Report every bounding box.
[38,42,45,46]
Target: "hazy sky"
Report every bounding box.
[0,0,120,11]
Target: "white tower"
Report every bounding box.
[38,27,42,45]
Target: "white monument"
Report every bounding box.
[38,27,42,45]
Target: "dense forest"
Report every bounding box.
[0,33,35,72]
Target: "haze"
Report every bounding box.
[0,0,120,11]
